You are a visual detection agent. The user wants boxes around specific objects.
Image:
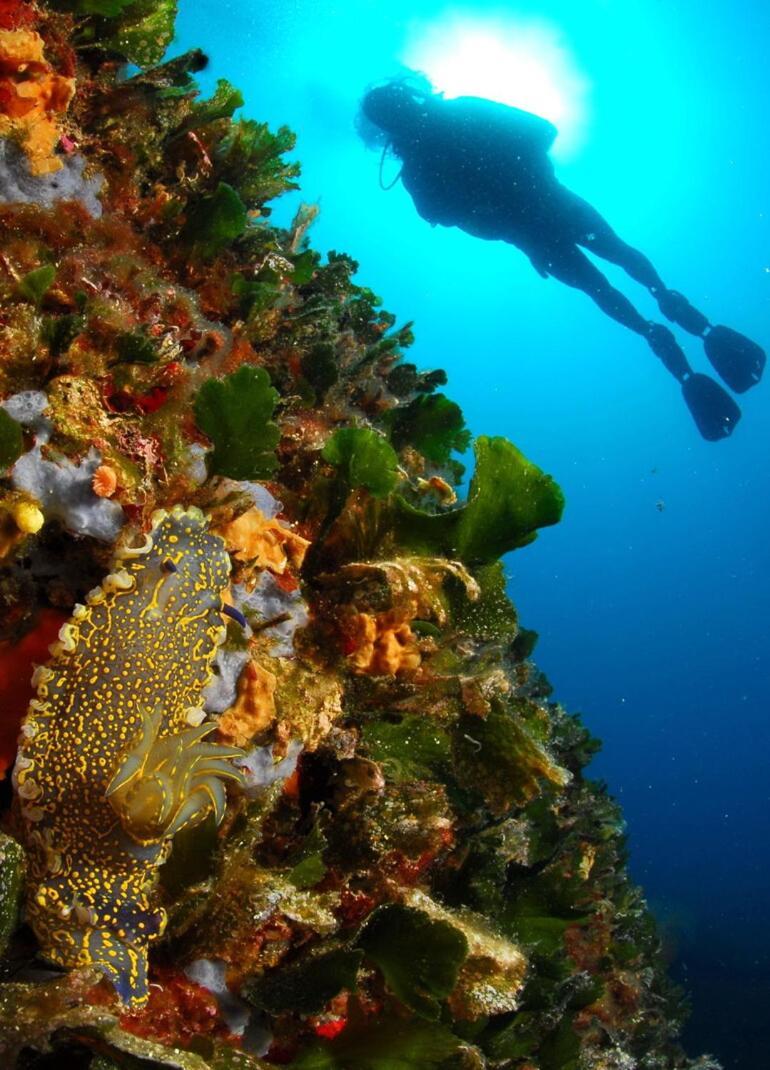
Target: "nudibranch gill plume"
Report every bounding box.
[13,505,245,1005]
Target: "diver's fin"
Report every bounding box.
[704,325,765,393]
[682,373,741,441]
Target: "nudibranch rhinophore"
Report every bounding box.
[13,505,245,1005]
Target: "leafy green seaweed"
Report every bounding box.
[291,1015,471,1070]
[360,716,452,783]
[105,0,177,66]
[41,313,84,359]
[387,394,470,465]
[454,437,564,561]
[183,182,248,258]
[287,821,328,890]
[396,436,564,563]
[447,561,518,642]
[358,904,468,1019]
[194,365,280,479]
[322,428,399,498]
[17,265,55,308]
[48,0,178,65]
[386,362,447,398]
[290,249,320,286]
[0,409,23,471]
[213,120,300,209]
[243,947,363,1015]
[452,700,568,814]
[231,274,282,319]
[114,330,159,364]
[185,79,244,129]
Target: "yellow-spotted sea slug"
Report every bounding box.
[13,506,245,1006]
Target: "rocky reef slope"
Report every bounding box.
[0,2,718,1067]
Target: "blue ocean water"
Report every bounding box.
[175,2,770,1065]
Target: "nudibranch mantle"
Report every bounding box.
[13,506,244,1005]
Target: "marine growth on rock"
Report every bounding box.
[0,2,718,1068]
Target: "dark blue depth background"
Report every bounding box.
[175,2,770,1064]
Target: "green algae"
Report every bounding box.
[16,265,55,309]
[396,435,565,563]
[243,947,364,1016]
[182,183,248,259]
[290,1015,475,1070]
[359,904,469,1020]
[385,393,470,465]
[359,715,452,783]
[286,821,328,890]
[453,699,570,814]
[447,561,519,643]
[322,427,400,498]
[0,410,23,472]
[194,365,280,479]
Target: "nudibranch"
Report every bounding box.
[13,506,245,1006]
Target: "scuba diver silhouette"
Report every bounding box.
[358,80,765,440]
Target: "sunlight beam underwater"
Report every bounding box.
[403,13,590,159]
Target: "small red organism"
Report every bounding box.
[314,1019,347,1039]
[282,767,300,798]
[335,887,376,927]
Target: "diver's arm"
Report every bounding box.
[408,185,442,225]
[398,158,447,225]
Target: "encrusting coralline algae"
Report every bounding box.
[0,1,720,1068]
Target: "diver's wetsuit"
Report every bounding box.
[367,89,765,439]
[394,96,662,340]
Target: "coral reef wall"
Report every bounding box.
[0,1,718,1067]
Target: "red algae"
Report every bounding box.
[0,607,67,777]
[118,967,240,1049]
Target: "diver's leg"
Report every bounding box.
[565,191,714,334]
[587,209,766,391]
[540,243,688,373]
[564,194,765,391]
[542,243,741,438]
[558,189,664,285]
[587,224,713,336]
